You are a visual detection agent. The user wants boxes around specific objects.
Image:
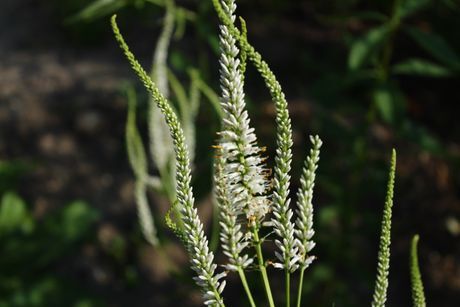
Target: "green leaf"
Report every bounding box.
[405,27,460,69]
[60,201,99,241]
[400,120,443,154]
[144,0,165,6]
[0,192,33,234]
[399,0,430,18]
[373,87,395,123]
[0,160,32,193]
[66,0,127,23]
[372,83,407,124]
[348,25,390,70]
[392,58,451,77]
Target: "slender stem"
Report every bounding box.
[296,268,306,307]
[209,197,220,252]
[286,271,291,307]
[252,227,275,307]
[379,0,402,82]
[237,267,256,307]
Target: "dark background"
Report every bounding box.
[1,0,459,306]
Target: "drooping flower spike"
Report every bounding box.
[111,16,226,306]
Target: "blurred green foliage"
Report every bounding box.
[345,0,459,126]
[0,161,31,194]
[0,161,101,307]
[0,196,100,306]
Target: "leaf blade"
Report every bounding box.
[405,27,460,69]
[392,58,451,77]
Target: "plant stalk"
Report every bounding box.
[209,198,220,252]
[379,0,402,81]
[286,270,291,307]
[296,268,306,307]
[252,226,275,307]
[237,267,256,307]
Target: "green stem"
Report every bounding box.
[379,0,402,81]
[209,197,220,252]
[286,271,291,307]
[252,227,275,307]
[296,268,305,307]
[237,267,256,307]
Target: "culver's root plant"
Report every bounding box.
[111,0,427,305]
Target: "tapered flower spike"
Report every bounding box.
[134,181,159,246]
[212,0,299,273]
[217,0,270,223]
[410,234,426,307]
[111,16,225,306]
[214,153,253,271]
[216,2,275,306]
[371,149,397,307]
[215,153,256,307]
[295,135,322,269]
[125,87,159,246]
[294,135,322,307]
[149,0,176,177]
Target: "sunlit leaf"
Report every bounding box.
[392,58,451,77]
[0,192,33,234]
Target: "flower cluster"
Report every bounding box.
[215,154,253,271]
[113,0,407,304]
[216,0,270,223]
[295,135,322,269]
[112,0,328,305]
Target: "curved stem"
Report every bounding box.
[296,268,305,307]
[252,227,275,307]
[237,267,256,307]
